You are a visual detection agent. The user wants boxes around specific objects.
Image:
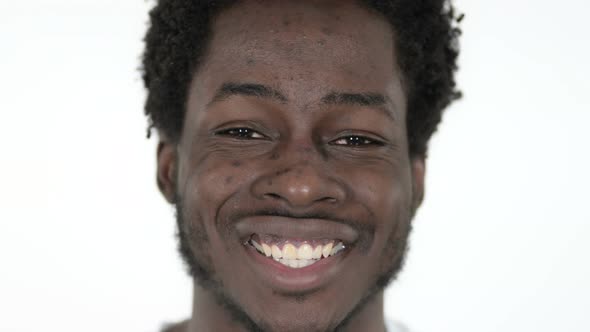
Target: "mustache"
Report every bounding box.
[225,206,375,240]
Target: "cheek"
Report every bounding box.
[181,157,253,234]
[348,164,413,247]
[351,170,413,281]
[353,166,411,216]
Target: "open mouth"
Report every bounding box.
[246,234,347,269]
[235,216,359,290]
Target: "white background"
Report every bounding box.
[0,1,588,331]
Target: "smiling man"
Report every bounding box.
[142,1,461,331]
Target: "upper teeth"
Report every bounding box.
[249,238,346,269]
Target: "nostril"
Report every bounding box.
[321,197,338,204]
[252,165,347,207]
[264,193,282,200]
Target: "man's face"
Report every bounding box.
[158,1,424,331]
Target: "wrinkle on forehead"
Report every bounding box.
[188,0,406,121]
[204,0,395,72]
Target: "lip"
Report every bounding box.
[234,215,358,292]
[235,215,359,245]
[242,239,352,293]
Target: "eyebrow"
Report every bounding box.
[320,92,396,121]
[209,82,288,106]
[208,82,396,121]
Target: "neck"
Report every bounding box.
[186,281,387,332]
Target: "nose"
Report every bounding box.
[251,158,347,209]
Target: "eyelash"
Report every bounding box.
[216,127,383,147]
[215,127,266,139]
[330,135,383,147]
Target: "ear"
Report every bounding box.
[410,156,426,216]
[156,141,177,204]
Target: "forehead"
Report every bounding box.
[191,0,406,116]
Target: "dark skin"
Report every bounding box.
[157,1,425,331]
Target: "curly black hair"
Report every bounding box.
[142,0,461,157]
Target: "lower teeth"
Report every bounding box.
[276,258,317,268]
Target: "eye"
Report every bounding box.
[215,127,266,139]
[331,135,383,147]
